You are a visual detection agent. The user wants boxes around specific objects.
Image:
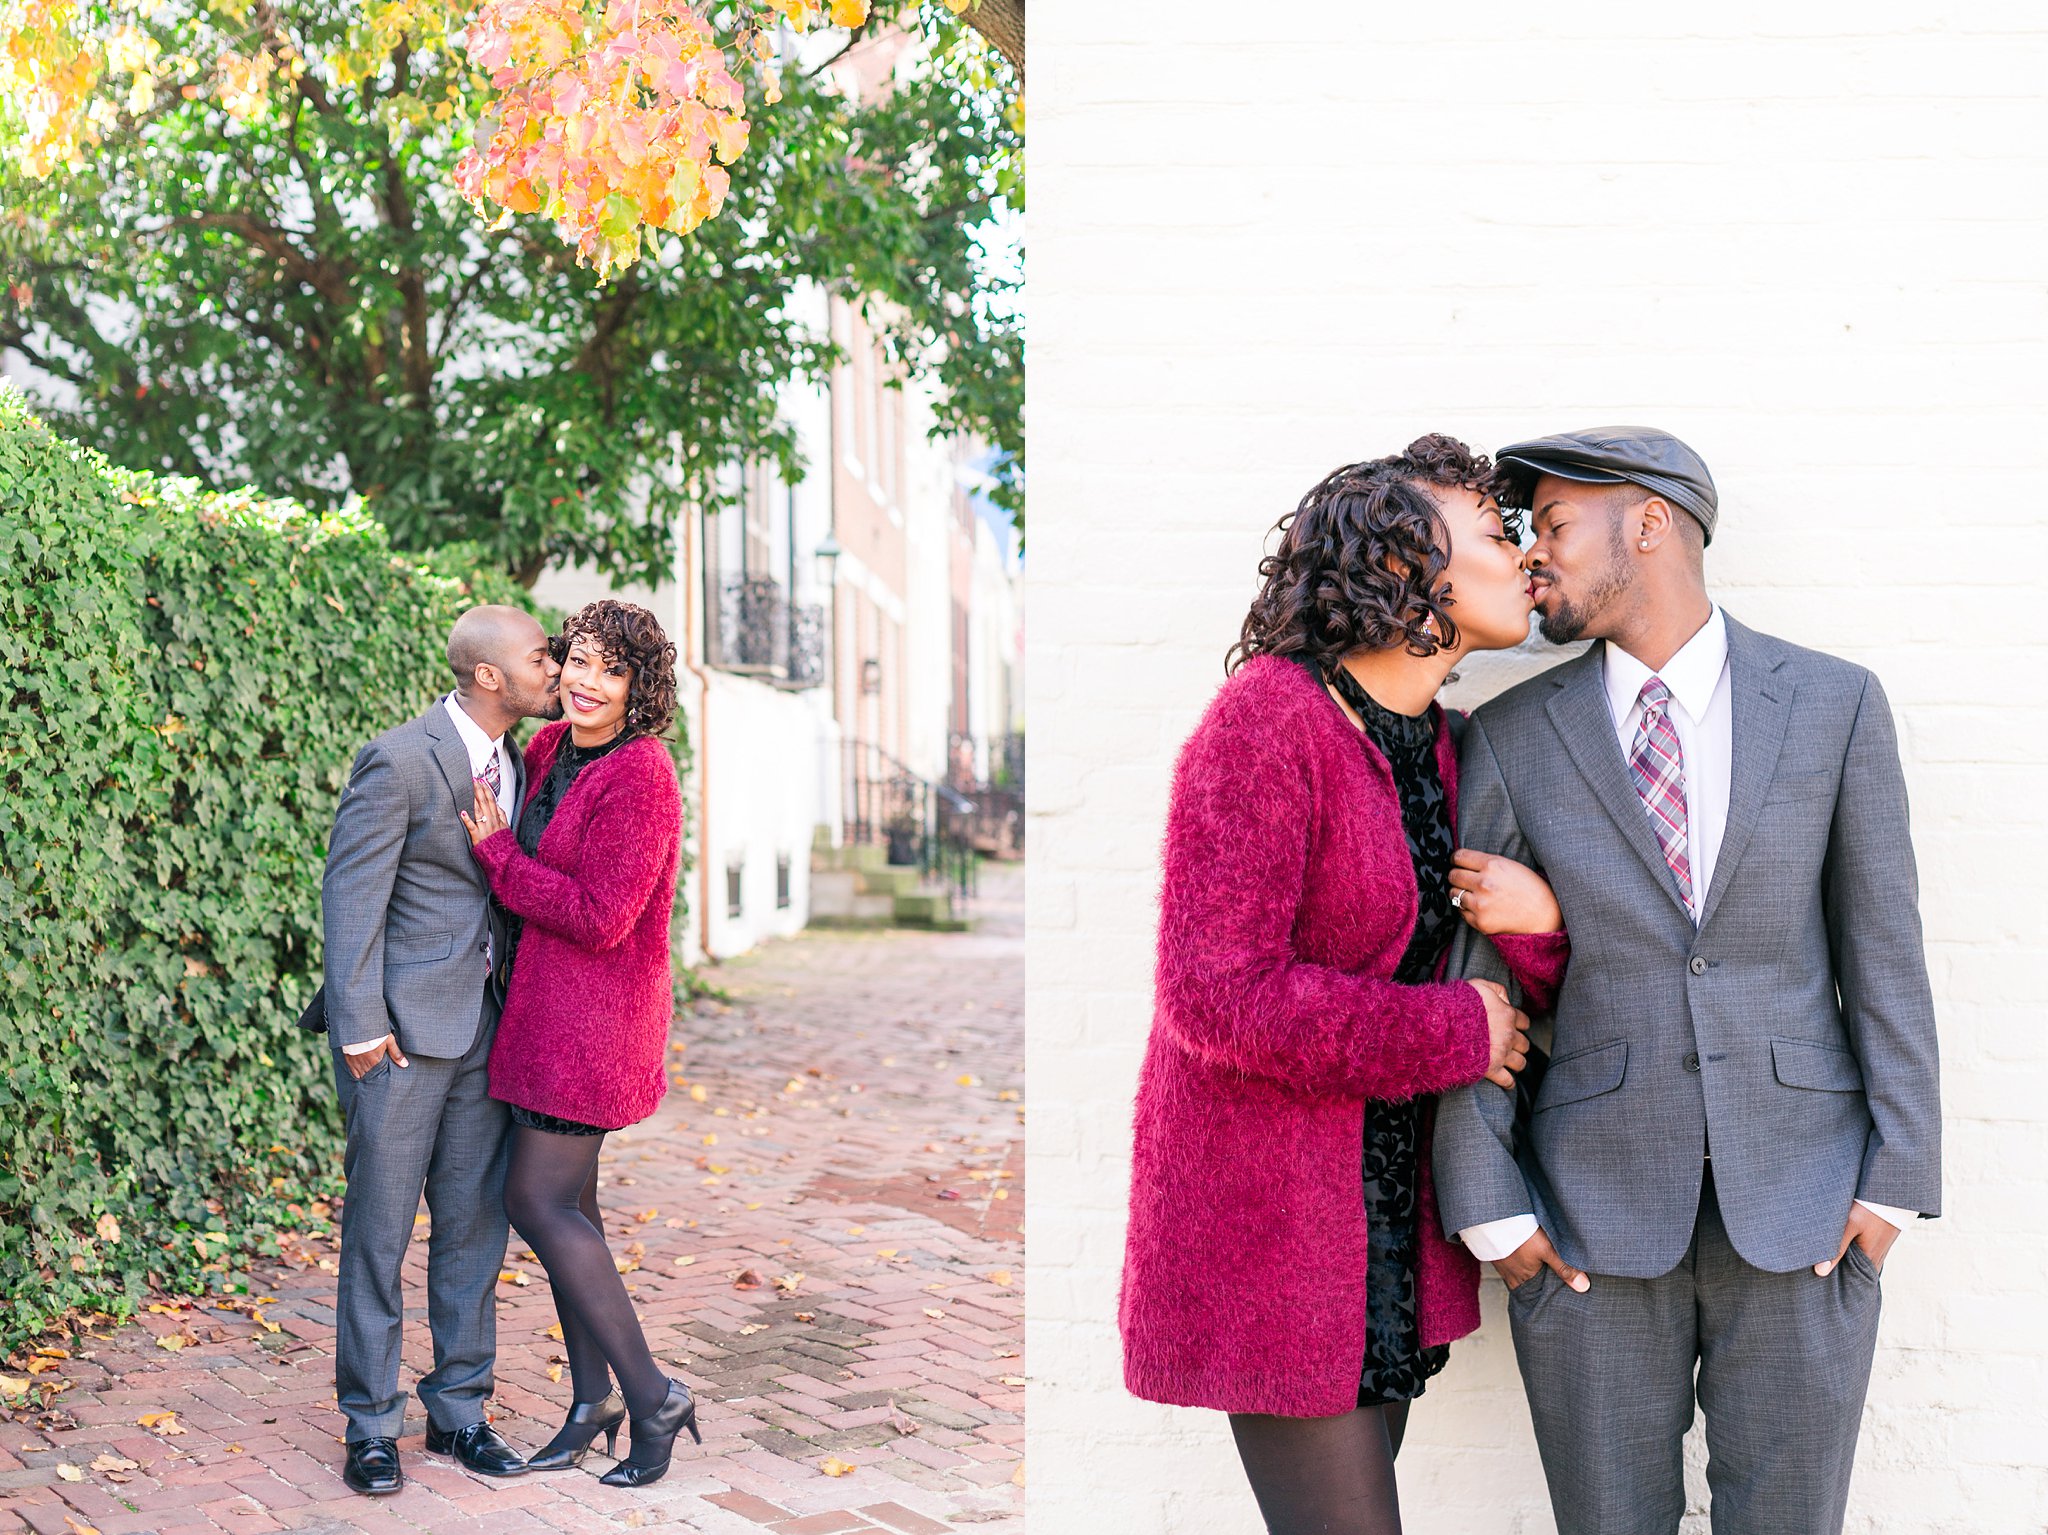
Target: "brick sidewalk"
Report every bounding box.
[1,864,1023,1535]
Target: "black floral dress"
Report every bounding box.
[1318,661,1456,1407]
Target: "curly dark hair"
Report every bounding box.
[1226,434,1517,675]
[554,600,679,739]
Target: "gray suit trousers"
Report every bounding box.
[1508,1167,1882,1535]
[331,993,511,1442]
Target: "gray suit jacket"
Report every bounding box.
[1433,615,1941,1276]
[320,703,527,1060]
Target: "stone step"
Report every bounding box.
[808,869,897,922]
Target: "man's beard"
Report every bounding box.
[509,680,565,721]
[1535,528,1631,644]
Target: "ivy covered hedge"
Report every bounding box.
[0,388,691,1358]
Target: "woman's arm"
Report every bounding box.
[1447,849,1571,1014]
[1154,701,1494,1101]
[472,747,680,953]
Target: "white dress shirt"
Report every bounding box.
[1457,607,1910,1262]
[341,694,514,1055]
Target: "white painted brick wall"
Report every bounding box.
[1027,4,2048,1530]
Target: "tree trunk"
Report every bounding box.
[963,0,1023,83]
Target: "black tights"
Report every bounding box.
[1229,1401,1412,1535]
[503,1125,669,1418]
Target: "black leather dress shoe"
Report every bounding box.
[424,1419,529,1476]
[342,1436,403,1495]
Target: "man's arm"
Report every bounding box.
[322,743,408,1060]
[1434,713,1543,1235]
[1824,671,1942,1218]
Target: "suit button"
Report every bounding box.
[1689,956,1708,975]
[1683,1052,1701,1073]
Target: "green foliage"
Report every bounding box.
[0,6,1023,587]
[0,387,689,1357]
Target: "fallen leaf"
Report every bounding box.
[673,1255,696,1267]
[56,1463,84,1481]
[89,1455,137,1473]
[1011,1460,1025,1487]
[615,1257,640,1274]
[991,1269,1013,1287]
[636,1209,658,1222]
[497,1270,531,1286]
[820,1456,857,1477]
[846,1225,866,1236]
[738,1323,768,1336]
[996,1090,1019,1102]
[956,1074,979,1087]
[139,1411,185,1433]
[689,1085,707,1102]
[773,1273,804,1294]
[544,1323,564,1341]
[1000,1374,1027,1386]
[794,1312,815,1323]
[994,1189,1009,1200]
[547,1364,562,1384]
[251,1311,281,1333]
[156,1332,196,1352]
[732,1269,763,1290]
[62,1518,99,1535]
[923,1307,945,1319]
[887,1399,918,1436]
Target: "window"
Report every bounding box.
[776,854,792,910]
[725,860,744,920]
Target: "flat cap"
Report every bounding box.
[1493,425,1718,545]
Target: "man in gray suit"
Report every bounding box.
[321,605,561,1494]
[1434,428,1941,1535]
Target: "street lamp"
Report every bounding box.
[813,530,842,589]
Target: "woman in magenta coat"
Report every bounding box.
[1120,436,1573,1534]
[460,600,697,1487]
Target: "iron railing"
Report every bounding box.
[844,739,977,905]
[708,575,825,689]
[945,731,1025,859]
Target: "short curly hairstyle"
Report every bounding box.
[1226,434,1516,675]
[554,600,679,740]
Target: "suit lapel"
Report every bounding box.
[421,703,489,890]
[1695,615,1790,931]
[506,731,528,833]
[1544,646,1694,919]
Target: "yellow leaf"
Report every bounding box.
[0,1375,27,1397]
[991,1269,1013,1287]
[547,1364,562,1383]
[773,1273,804,1293]
[674,1255,696,1267]
[95,1214,120,1243]
[63,1518,99,1535]
[738,1323,767,1336]
[156,1333,188,1351]
[1000,1374,1026,1386]
[56,1463,84,1481]
[252,1311,281,1333]
[956,1074,979,1087]
[847,1225,866,1235]
[138,1411,185,1434]
[820,1455,858,1476]
[922,1307,944,1319]
[544,1323,564,1341]
[689,1084,708,1102]
[701,1134,717,1146]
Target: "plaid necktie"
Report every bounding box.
[1628,677,1693,911]
[478,748,502,806]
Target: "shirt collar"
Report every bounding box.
[443,691,504,770]
[1602,605,1728,728]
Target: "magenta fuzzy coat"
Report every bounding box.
[474,722,682,1130]
[1120,656,1569,1417]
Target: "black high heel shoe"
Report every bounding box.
[597,1380,701,1487]
[525,1390,627,1472]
